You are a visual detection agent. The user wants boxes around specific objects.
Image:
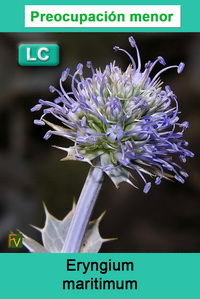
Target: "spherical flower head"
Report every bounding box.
[32,36,194,193]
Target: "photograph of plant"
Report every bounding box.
[0,33,199,252]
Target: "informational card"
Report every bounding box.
[0,1,199,298]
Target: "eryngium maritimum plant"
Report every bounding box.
[32,36,194,193]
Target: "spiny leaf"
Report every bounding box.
[100,153,136,188]
[53,145,104,165]
[43,120,73,134]
[21,233,49,253]
[80,212,116,253]
[41,202,76,252]
[22,202,111,253]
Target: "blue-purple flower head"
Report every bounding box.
[32,36,194,193]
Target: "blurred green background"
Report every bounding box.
[0,32,199,252]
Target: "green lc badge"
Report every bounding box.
[18,44,60,66]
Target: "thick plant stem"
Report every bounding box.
[61,165,104,253]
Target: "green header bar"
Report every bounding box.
[0,0,200,32]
